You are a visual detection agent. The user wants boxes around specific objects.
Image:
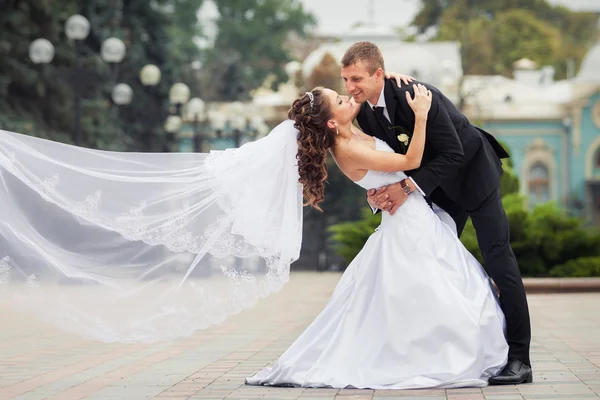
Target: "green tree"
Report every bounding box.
[200,0,315,102]
[0,0,204,151]
[414,0,598,78]
[438,11,496,76]
[491,9,561,75]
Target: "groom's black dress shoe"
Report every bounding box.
[489,358,533,385]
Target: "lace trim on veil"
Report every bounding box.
[0,120,302,342]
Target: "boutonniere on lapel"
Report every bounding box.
[388,125,412,153]
[397,133,409,146]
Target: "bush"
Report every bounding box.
[525,202,600,269]
[328,151,600,276]
[500,164,520,197]
[328,208,381,264]
[549,257,600,277]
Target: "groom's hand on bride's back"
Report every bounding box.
[367,183,408,215]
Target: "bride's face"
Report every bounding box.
[323,88,359,128]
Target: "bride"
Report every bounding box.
[0,79,506,388]
[245,84,508,389]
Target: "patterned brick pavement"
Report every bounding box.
[0,272,598,400]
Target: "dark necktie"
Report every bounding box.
[373,106,390,127]
[372,106,398,148]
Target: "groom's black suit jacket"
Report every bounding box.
[356,79,509,212]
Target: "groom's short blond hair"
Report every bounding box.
[341,41,385,76]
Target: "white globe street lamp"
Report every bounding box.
[208,110,226,131]
[29,39,55,64]
[101,37,126,63]
[169,83,191,105]
[230,115,246,131]
[111,83,133,106]
[186,97,205,121]
[65,15,91,41]
[228,101,246,117]
[249,115,264,130]
[164,115,183,133]
[256,122,270,137]
[140,64,161,86]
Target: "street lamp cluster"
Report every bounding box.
[29,14,129,145]
[164,90,270,153]
[29,14,268,152]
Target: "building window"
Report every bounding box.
[595,149,600,169]
[528,162,550,205]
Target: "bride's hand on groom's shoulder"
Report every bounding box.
[385,72,415,87]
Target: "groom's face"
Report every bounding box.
[341,60,383,105]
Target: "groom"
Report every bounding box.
[340,41,532,385]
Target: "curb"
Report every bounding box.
[523,278,600,293]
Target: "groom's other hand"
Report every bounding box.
[385,72,415,87]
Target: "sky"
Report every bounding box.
[299,0,600,36]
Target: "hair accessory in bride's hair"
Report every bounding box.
[305,91,314,109]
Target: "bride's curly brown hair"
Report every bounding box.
[288,87,336,211]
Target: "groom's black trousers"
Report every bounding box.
[436,188,531,367]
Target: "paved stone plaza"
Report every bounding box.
[0,272,599,400]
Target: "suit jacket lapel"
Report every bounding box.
[360,97,402,153]
[384,80,396,127]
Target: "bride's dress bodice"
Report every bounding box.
[354,138,408,191]
[352,137,432,224]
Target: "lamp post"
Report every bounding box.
[101,37,126,82]
[165,83,190,152]
[138,64,162,150]
[164,115,183,152]
[169,83,191,115]
[65,14,91,146]
[28,39,55,128]
[186,97,206,152]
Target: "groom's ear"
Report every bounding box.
[374,68,384,81]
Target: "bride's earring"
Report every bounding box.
[336,127,339,135]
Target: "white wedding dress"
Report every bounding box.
[246,137,509,389]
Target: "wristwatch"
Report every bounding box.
[400,178,413,195]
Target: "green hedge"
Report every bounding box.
[328,157,600,277]
[549,257,600,278]
[460,195,600,277]
[328,208,381,264]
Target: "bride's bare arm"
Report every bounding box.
[350,84,431,173]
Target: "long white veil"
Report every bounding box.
[0,120,303,343]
